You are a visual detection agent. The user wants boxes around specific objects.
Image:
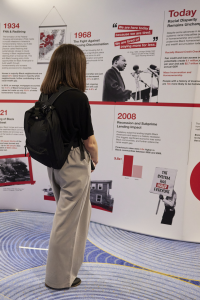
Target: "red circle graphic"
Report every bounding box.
[190,162,200,201]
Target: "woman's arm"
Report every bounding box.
[83,135,98,165]
[162,192,177,207]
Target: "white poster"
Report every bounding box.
[150,167,177,197]
[38,25,67,64]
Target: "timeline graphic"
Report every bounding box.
[122,155,143,178]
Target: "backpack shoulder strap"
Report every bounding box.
[41,85,76,106]
[39,93,48,103]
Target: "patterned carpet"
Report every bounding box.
[0,210,200,299]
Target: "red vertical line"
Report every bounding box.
[112,105,116,151]
[28,155,35,184]
[187,121,193,165]
[122,155,134,177]
[131,157,134,177]
[157,10,165,103]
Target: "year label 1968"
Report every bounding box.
[74,32,91,38]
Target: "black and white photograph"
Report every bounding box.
[102,55,159,102]
[0,157,31,185]
[90,180,114,212]
[159,190,177,225]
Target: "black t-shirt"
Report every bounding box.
[51,89,94,143]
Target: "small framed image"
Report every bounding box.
[43,187,55,201]
[0,154,35,187]
[90,180,114,213]
[38,25,67,64]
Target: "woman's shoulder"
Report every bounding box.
[62,88,88,102]
[55,88,90,111]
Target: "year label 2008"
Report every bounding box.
[118,113,136,120]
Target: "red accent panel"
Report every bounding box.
[115,30,152,38]
[0,100,37,103]
[118,25,150,31]
[156,183,169,189]
[88,101,200,107]
[0,100,200,107]
[44,196,55,201]
[190,162,200,201]
[0,181,34,187]
[120,42,156,49]
[91,204,113,212]
[114,37,140,46]
[89,101,116,105]
[123,155,133,177]
[28,155,35,185]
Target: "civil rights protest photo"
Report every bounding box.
[102,55,159,102]
[0,157,30,185]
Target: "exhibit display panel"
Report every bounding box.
[0,0,200,242]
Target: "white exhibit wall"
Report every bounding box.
[183,107,200,242]
[0,0,200,242]
[90,104,193,240]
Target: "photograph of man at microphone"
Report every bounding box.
[102,55,133,102]
[102,55,159,102]
[131,64,159,102]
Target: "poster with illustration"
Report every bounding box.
[38,25,66,63]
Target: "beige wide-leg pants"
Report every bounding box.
[45,147,91,289]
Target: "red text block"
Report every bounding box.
[115,30,152,38]
[44,195,55,201]
[118,25,150,30]
[115,37,140,47]
[120,42,157,49]
[156,183,169,189]
[91,204,113,213]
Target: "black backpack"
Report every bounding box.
[24,85,79,169]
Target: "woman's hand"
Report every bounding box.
[91,161,96,173]
[83,135,98,165]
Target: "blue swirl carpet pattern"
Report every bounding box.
[0,210,200,299]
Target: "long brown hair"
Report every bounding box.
[40,44,86,94]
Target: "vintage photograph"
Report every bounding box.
[90,180,114,213]
[43,187,55,201]
[150,167,177,225]
[102,55,159,102]
[0,157,31,185]
[43,180,115,212]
